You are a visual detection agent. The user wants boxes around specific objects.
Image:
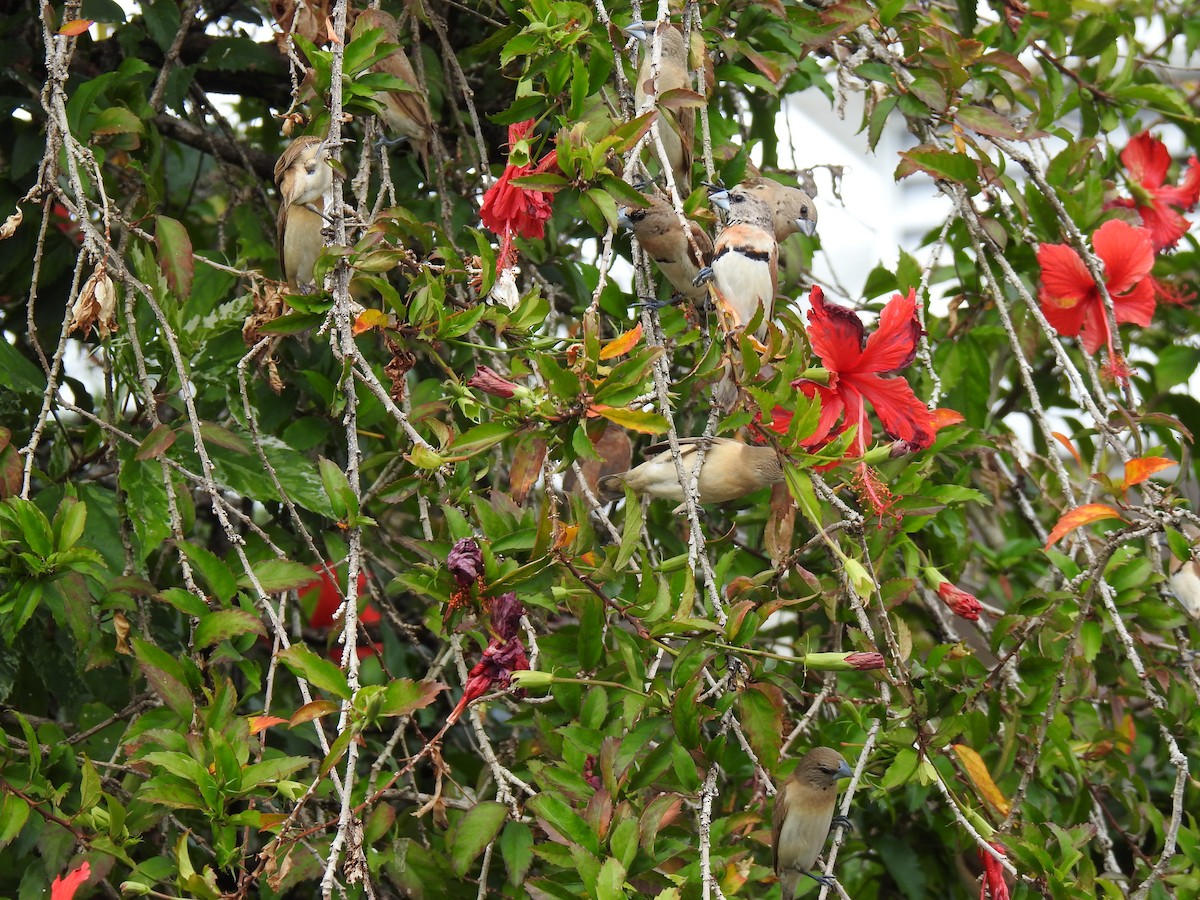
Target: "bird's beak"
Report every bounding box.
[709,189,730,212]
[623,21,650,41]
[836,760,854,780]
[616,209,633,230]
[796,218,818,238]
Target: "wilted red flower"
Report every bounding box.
[467,366,521,398]
[937,581,982,621]
[51,862,90,900]
[479,120,560,272]
[447,538,483,588]
[1037,219,1155,366]
[1108,131,1200,251]
[978,840,1011,900]
[791,286,935,458]
[447,634,529,724]
[488,591,524,640]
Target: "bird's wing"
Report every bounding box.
[771,783,789,874]
[639,436,731,457]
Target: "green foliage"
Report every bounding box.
[0,0,1197,897]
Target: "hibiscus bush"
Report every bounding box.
[0,0,1198,898]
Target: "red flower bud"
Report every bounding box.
[447,538,483,587]
[846,651,886,671]
[978,841,1011,900]
[937,581,982,621]
[467,366,521,398]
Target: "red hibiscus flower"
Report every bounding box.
[479,120,560,271]
[978,840,1011,900]
[51,862,90,900]
[1037,219,1155,365]
[793,286,935,458]
[1108,131,1200,251]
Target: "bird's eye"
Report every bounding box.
[799,208,810,219]
[306,164,317,174]
[629,210,646,222]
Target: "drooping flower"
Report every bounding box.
[447,592,530,724]
[447,537,484,610]
[978,841,1011,900]
[1108,131,1200,251]
[50,862,90,900]
[479,120,560,293]
[467,366,523,399]
[1037,219,1155,374]
[791,286,936,458]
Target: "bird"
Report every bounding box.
[618,190,713,302]
[351,8,433,172]
[597,437,783,509]
[625,21,694,194]
[773,747,854,897]
[695,187,778,339]
[722,176,818,241]
[274,134,334,291]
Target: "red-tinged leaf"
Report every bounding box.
[1051,432,1083,468]
[194,608,267,649]
[353,308,389,335]
[589,405,668,434]
[738,50,782,85]
[58,19,92,35]
[600,323,643,360]
[1122,456,1175,489]
[908,76,947,111]
[379,679,447,717]
[1044,503,1125,550]
[92,106,144,137]
[737,683,784,765]
[199,421,250,454]
[611,110,658,153]
[956,104,1022,140]
[508,437,546,505]
[135,423,176,461]
[289,699,341,726]
[657,87,710,110]
[896,146,978,184]
[154,215,194,299]
[248,715,288,735]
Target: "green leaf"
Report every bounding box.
[132,637,195,721]
[500,820,534,885]
[246,558,321,593]
[277,644,352,699]
[527,793,599,856]
[896,146,978,185]
[955,105,1021,140]
[737,684,783,766]
[450,800,509,878]
[194,609,266,649]
[239,756,311,793]
[595,856,627,900]
[177,541,238,605]
[379,678,447,717]
[0,793,29,849]
[0,340,45,395]
[135,423,177,461]
[592,407,668,434]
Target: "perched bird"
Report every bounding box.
[721,176,818,241]
[696,187,778,338]
[352,8,433,171]
[618,191,713,302]
[275,134,333,291]
[625,21,694,194]
[597,437,783,508]
[773,748,854,897]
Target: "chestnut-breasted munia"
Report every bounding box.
[697,187,779,339]
[625,20,694,194]
[773,747,854,896]
[618,191,713,302]
[731,176,818,241]
[353,8,432,171]
[275,134,333,291]
[597,437,783,509]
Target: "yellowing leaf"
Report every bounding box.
[952,743,1010,816]
[590,405,668,434]
[58,19,93,35]
[599,322,642,360]
[1044,503,1124,550]
[353,308,389,335]
[1121,456,1175,490]
[249,715,288,735]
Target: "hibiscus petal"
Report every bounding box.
[1036,242,1093,305]
[860,288,923,374]
[1135,199,1192,251]
[1113,278,1156,328]
[1155,156,1200,210]
[806,285,865,374]
[1078,298,1111,356]
[1120,132,1169,190]
[840,382,870,455]
[850,373,935,449]
[1040,286,1088,340]
[1093,219,1154,292]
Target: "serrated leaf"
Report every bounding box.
[194,609,266,649]
[154,215,193,299]
[450,801,509,878]
[599,323,642,360]
[246,558,322,593]
[277,644,351,699]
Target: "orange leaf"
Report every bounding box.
[1121,456,1175,490]
[599,322,643,360]
[931,408,965,431]
[1044,503,1124,550]
[352,308,389,335]
[325,17,341,44]
[552,524,578,551]
[248,715,288,735]
[58,19,93,35]
[952,744,1010,817]
[1051,431,1083,468]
